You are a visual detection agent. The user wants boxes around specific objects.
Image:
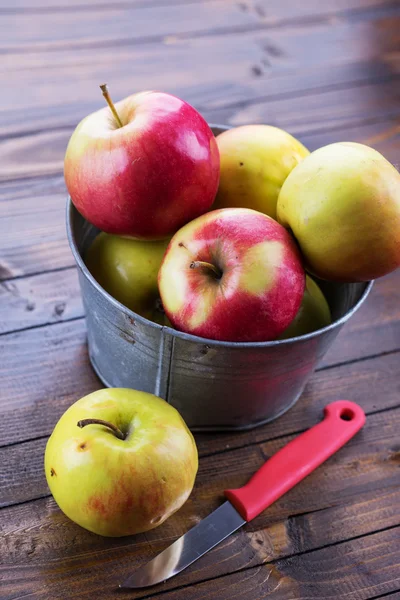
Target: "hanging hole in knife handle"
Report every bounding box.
[323,399,365,428]
[340,408,355,421]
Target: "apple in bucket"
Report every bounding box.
[64,85,220,239]
[158,207,305,342]
[278,275,331,339]
[45,388,198,537]
[85,232,170,324]
[277,142,400,282]
[213,124,309,220]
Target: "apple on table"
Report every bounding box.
[45,388,198,537]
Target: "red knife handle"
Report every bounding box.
[224,400,365,522]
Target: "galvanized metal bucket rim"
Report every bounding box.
[66,198,373,348]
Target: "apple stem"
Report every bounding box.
[190,260,222,279]
[77,418,125,440]
[100,83,123,128]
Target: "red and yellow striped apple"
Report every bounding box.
[64,88,220,239]
[158,208,305,342]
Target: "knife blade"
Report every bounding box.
[120,400,365,589]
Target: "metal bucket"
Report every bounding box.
[66,125,373,431]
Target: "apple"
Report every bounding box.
[44,388,198,537]
[278,275,331,339]
[85,232,170,324]
[277,142,400,282]
[212,125,309,220]
[64,86,220,239]
[158,207,305,342]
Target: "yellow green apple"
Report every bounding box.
[279,275,331,339]
[212,125,309,219]
[85,232,169,324]
[277,142,400,282]
[44,388,198,537]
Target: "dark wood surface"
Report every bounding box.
[1,1,400,598]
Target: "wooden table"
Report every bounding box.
[1,1,400,598]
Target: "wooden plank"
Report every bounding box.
[1,79,399,182]
[0,2,260,52]
[1,0,397,56]
[0,191,73,279]
[2,0,211,8]
[0,268,82,334]
[2,491,399,599]
[207,79,400,133]
[1,407,399,597]
[1,118,399,281]
[144,528,400,600]
[2,14,399,139]
[2,0,396,14]
[321,271,400,367]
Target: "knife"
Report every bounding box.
[120,399,365,589]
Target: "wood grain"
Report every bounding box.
[320,270,400,367]
[0,268,82,334]
[1,407,399,598]
[207,78,400,133]
[0,319,101,446]
[0,190,73,279]
[2,13,399,139]
[0,2,261,52]
[1,0,397,54]
[147,528,400,600]
[2,0,397,13]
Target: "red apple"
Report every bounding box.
[158,208,305,342]
[64,87,220,239]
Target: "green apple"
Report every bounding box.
[277,142,400,282]
[212,125,309,220]
[279,275,331,339]
[85,233,169,324]
[45,388,198,537]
